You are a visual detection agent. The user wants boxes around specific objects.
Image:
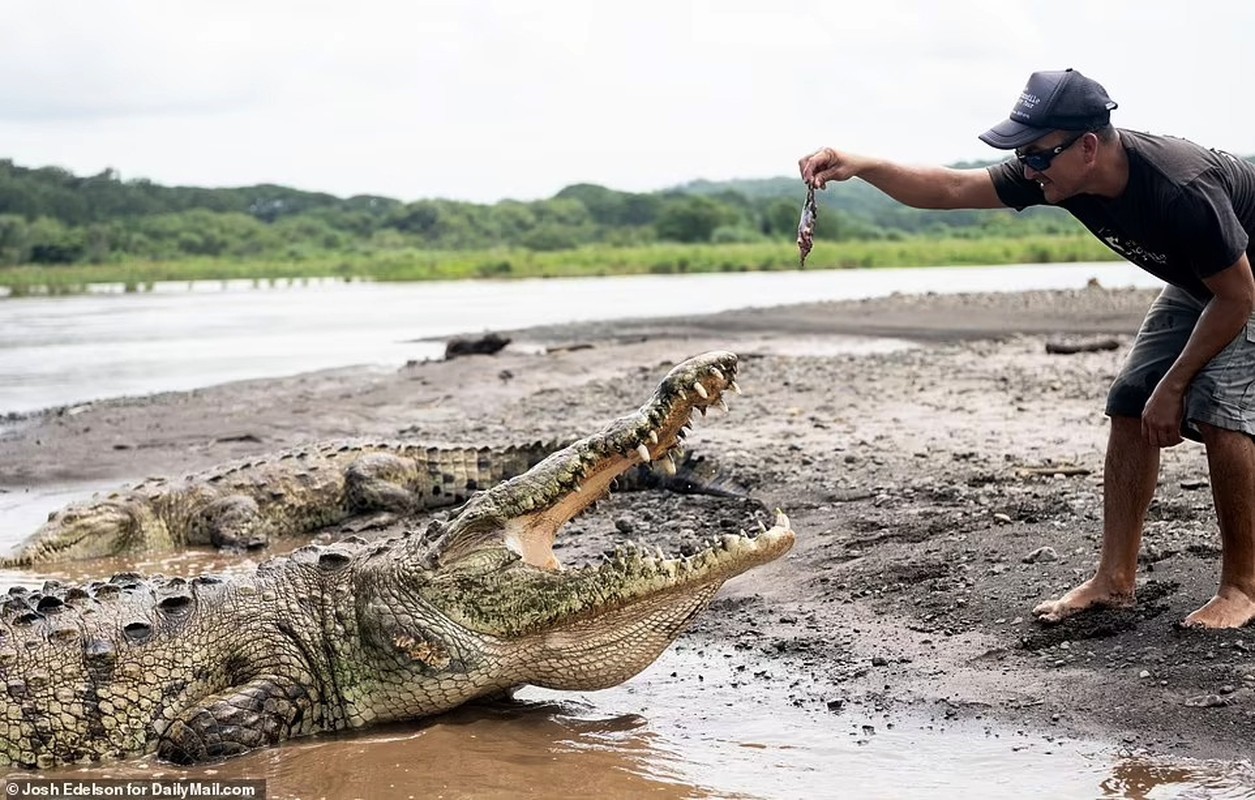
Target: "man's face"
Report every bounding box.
[1015,130,1090,203]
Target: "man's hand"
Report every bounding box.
[1142,381,1186,448]
[1141,255,1255,449]
[798,147,860,189]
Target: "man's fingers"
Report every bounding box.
[800,148,841,184]
[813,166,843,187]
[799,151,819,175]
[1143,420,1184,449]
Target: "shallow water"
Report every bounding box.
[4,640,1251,799]
[0,509,1252,799]
[0,263,1164,416]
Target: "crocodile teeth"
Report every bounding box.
[693,382,708,399]
[636,443,651,463]
[660,454,676,476]
[717,397,729,413]
[648,431,659,445]
[710,367,724,382]
[729,380,742,395]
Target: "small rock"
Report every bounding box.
[871,656,889,667]
[826,698,845,712]
[1023,546,1060,564]
[1139,670,1151,679]
[1184,694,1230,708]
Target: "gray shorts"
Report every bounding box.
[1106,284,1255,442]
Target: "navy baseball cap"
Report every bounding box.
[979,68,1118,149]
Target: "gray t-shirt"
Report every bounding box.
[988,129,1255,301]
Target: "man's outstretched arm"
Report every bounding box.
[798,147,1006,210]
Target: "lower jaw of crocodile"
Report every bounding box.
[517,507,793,691]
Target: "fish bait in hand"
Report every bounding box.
[796,186,817,267]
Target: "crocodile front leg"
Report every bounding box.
[157,677,317,764]
[195,495,268,550]
[344,453,425,514]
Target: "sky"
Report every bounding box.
[3,0,1252,204]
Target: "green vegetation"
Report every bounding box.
[0,236,1119,296]
[0,157,1138,295]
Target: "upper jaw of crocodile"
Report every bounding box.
[410,351,795,658]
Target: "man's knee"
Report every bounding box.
[1107,414,1142,437]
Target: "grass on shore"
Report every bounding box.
[0,235,1119,296]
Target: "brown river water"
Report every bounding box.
[0,546,1251,799]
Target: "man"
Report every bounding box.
[799,68,1255,629]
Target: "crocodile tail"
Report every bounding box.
[412,440,567,510]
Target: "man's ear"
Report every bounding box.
[1083,131,1101,161]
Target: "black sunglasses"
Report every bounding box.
[1015,131,1088,172]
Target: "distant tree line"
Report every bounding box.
[0,156,1163,266]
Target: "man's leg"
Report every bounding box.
[1033,415,1159,622]
[1182,424,1255,628]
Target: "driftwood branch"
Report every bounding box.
[444,332,510,359]
[545,342,594,353]
[1044,339,1120,355]
[1013,464,1093,477]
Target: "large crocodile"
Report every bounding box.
[0,351,794,767]
[4,435,739,567]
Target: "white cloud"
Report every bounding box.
[1,0,1252,202]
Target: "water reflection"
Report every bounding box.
[1100,756,1255,800]
[7,675,1252,800]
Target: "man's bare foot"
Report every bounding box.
[1181,588,1255,629]
[1032,577,1135,624]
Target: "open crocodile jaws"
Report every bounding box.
[0,351,793,767]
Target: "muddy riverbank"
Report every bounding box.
[1,284,1252,794]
